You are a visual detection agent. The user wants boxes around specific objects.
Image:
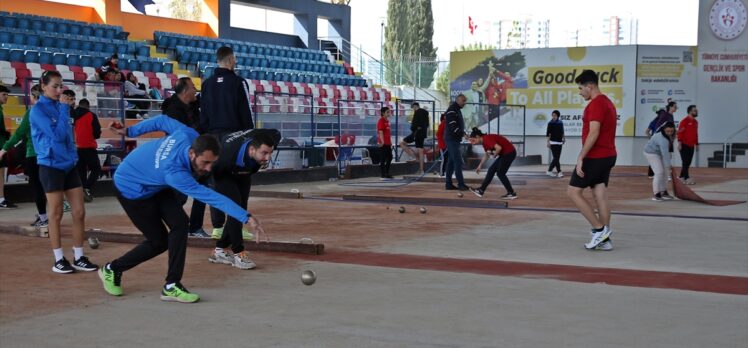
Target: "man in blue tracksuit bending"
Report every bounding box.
[98,115,267,303]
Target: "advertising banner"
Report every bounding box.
[635,46,698,137]
[449,46,637,136]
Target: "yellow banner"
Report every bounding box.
[505,87,624,109]
[528,65,624,87]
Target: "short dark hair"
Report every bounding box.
[41,70,62,85]
[191,134,220,157]
[216,46,234,63]
[62,89,76,98]
[174,77,193,94]
[552,110,560,117]
[574,69,598,85]
[667,101,677,111]
[250,132,277,149]
[0,85,9,93]
[456,93,466,100]
[78,98,90,108]
[380,106,390,115]
[411,102,420,108]
[687,105,696,113]
[469,127,485,138]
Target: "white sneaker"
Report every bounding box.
[546,171,555,177]
[208,249,233,265]
[585,226,612,249]
[556,171,564,178]
[595,240,614,251]
[232,251,257,270]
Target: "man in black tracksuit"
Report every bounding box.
[207,129,280,270]
[444,94,469,190]
[199,46,254,134]
[199,46,255,240]
[399,102,430,174]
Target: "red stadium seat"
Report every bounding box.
[40,64,55,71]
[148,77,161,89]
[68,65,83,73]
[11,62,26,69]
[15,68,30,87]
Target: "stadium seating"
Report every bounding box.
[155,31,368,87]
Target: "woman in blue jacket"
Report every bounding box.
[30,71,98,274]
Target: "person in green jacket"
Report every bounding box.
[0,84,18,209]
[0,84,47,225]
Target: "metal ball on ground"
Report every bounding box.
[419,207,427,214]
[458,192,464,198]
[399,206,406,213]
[301,270,316,286]
[88,237,100,249]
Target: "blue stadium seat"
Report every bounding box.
[248,46,257,55]
[57,38,68,49]
[204,66,215,78]
[11,32,24,45]
[68,39,81,51]
[152,61,164,73]
[167,36,177,50]
[9,49,23,63]
[17,18,29,30]
[94,27,104,38]
[0,48,8,61]
[137,45,149,58]
[31,19,43,32]
[93,42,104,53]
[38,51,53,65]
[69,23,81,35]
[41,35,54,48]
[127,59,140,72]
[44,21,55,32]
[58,22,69,34]
[116,43,128,55]
[269,60,278,69]
[249,70,258,80]
[163,63,173,74]
[0,31,9,43]
[66,54,79,67]
[157,35,168,48]
[80,40,92,52]
[79,55,92,67]
[1,16,16,28]
[92,56,105,68]
[196,40,206,49]
[26,34,40,47]
[140,60,152,72]
[104,43,116,55]
[105,28,115,39]
[81,26,92,37]
[52,53,66,65]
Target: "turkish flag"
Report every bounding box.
[468,16,478,35]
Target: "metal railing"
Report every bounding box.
[723,124,748,168]
[317,36,445,110]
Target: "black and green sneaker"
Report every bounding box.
[160,283,200,303]
[98,263,123,296]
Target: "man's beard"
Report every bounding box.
[191,158,210,179]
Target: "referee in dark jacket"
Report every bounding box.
[207,129,280,270]
[199,46,254,134]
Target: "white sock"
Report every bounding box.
[73,247,84,260]
[53,248,64,262]
[39,214,48,221]
[214,247,225,254]
[165,283,175,290]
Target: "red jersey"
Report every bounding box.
[377,117,391,145]
[73,110,99,149]
[485,80,501,105]
[437,119,446,150]
[482,134,515,155]
[582,94,617,158]
[677,115,699,146]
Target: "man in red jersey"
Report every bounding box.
[567,70,617,251]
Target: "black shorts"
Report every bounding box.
[403,131,427,148]
[39,165,82,193]
[569,156,616,188]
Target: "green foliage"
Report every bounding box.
[384,0,436,87]
[169,0,202,22]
